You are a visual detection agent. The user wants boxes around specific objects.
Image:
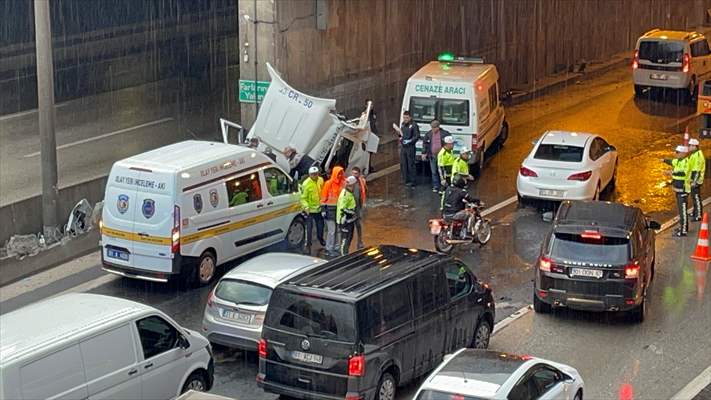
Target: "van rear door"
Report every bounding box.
[103,164,141,268]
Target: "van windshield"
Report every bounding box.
[638,40,684,64]
[409,97,469,126]
[550,232,630,265]
[265,289,356,342]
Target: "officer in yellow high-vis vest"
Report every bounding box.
[688,138,706,221]
[663,145,692,237]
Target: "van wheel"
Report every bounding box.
[687,77,698,104]
[286,217,306,250]
[195,251,217,286]
[181,371,207,393]
[634,84,645,97]
[629,296,646,323]
[498,122,509,148]
[375,372,396,400]
[472,318,492,349]
[475,147,485,177]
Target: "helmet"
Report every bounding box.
[460,148,471,156]
[676,145,689,153]
[453,177,467,188]
[444,136,455,144]
[346,176,357,185]
[689,138,700,146]
[308,166,320,174]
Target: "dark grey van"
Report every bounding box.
[257,245,495,400]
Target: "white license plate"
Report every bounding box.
[539,189,564,197]
[222,309,252,324]
[571,268,603,279]
[650,73,668,80]
[107,248,129,261]
[291,350,323,364]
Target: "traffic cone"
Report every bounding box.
[691,213,711,261]
[683,126,690,146]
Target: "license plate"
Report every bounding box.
[539,189,564,197]
[291,350,323,364]
[107,248,129,261]
[650,73,668,80]
[222,309,252,324]
[571,268,603,279]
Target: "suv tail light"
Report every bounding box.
[580,230,602,240]
[625,264,640,279]
[519,166,538,177]
[258,339,267,358]
[632,50,639,69]
[538,256,552,272]
[348,354,365,377]
[568,171,592,181]
[682,53,690,73]
[171,205,181,254]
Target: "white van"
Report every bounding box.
[101,140,304,286]
[0,293,213,400]
[401,55,508,173]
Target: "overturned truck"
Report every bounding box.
[224,63,379,179]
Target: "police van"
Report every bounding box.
[401,53,508,173]
[100,140,304,286]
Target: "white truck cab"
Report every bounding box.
[401,54,508,172]
[101,140,304,285]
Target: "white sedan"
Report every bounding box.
[517,131,617,203]
[413,348,585,400]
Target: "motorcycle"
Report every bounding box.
[428,202,492,254]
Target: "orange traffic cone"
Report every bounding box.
[691,213,711,261]
[683,126,690,146]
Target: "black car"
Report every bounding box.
[257,245,496,400]
[534,201,660,322]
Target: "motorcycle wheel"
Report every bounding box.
[434,233,454,254]
[475,220,492,244]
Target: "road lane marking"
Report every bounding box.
[0,102,70,122]
[671,365,711,400]
[664,112,700,130]
[657,196,711,233]
[23,117,174,158]
[482,196,518,217]
[493,305,531,335]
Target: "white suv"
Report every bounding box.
[633,29,711,101]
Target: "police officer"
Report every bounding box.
[451,148,474,183]
[437,136,456,192]
[300,166,325,254]
[689,138,706,221]
[664,145,692,237]
[337,176,358,256]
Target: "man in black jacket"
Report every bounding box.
[398,111,420,186]
[422,119,451,193]
[441,178,480,237]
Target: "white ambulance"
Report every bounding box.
[401,54,508,173]
[100,140,304,286]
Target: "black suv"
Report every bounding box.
[257,245,495,400]
[534,201,660,322]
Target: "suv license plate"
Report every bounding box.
[650,73,668,80]
[222,310,252,324]
[107,249,129,261]
[539,189,564,197]
[571,268,603,279]
[291,351,323,364]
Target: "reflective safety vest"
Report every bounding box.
[671,157,691,193]
[300,177,323,213]
[437,148,455,168]
[451,157,470,179]
[690,150,706,185]
[336,189,356,224]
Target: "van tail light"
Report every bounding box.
[258,338,267,358]
[207,289,215,308]
[519,166,538,177]
[471,136,479,151]
[632,50,639,69]
[682,53,690,73]
[625,264,640,279]
[171,205,181,254]
[348,354,365,377]
[568,171,592,181]
[538,256,552,272]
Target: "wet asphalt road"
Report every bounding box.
[1,65,710,399]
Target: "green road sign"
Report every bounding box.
[238,80,270,103]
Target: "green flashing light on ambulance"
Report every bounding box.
[401,52,509,175]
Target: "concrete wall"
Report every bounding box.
[239,0,711,132]
[0,175,107,245]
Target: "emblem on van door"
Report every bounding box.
[117,194,129,214]
[193,194,203,214]
[209,189,219,208]
[301,339,311,351]
[142,199,155,219]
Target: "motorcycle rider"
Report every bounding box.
[441,177,480,238]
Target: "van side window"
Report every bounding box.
[80,324,136,381]
[445,263,472,299]
[225,172,262,207]
[264,167,292,196]
[358,281,412,339]
[691,40,711,57]
[488,85,498,113]
[136,316,179,359]
[20,345,86,399]
[411,266,448,317]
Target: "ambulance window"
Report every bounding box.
[225,173,262,207]
[409,97,437,123]
[264,167,291,197]
[439,99,469,126]
[488,85,498,112]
